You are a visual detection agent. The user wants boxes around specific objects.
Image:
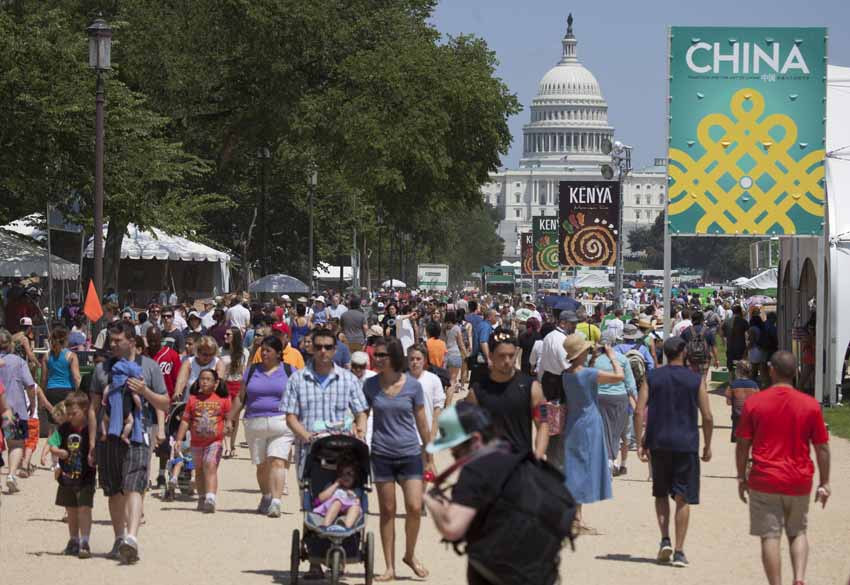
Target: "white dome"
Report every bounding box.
[537,63,603,98]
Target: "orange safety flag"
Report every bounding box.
[83,279,104,322]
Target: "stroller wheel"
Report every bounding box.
[290,529,300,585]
[329,549,343,585]
[365,532,375,585]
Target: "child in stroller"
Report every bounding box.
[312,451,362,531]
[160,401,195,500]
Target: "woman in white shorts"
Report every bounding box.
[226,335,293,518]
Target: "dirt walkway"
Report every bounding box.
[1,392,848,584]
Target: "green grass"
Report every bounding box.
[824,403,850,441]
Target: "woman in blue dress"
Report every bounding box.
[561,334,624,533]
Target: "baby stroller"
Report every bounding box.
[158,401,194,499]
[290,433,374,585]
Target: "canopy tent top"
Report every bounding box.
[249,273,310,294]
[82,223,230,263]
[382,279,406,288]
[0,229,79,280]
[738,268,778,290]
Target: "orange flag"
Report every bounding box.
[83,279,103,322]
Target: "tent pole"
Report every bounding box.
[815,235,826,404]
[46,204,54,322]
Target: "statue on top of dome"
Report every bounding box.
[566,13,574,36]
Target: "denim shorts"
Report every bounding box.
[371,453,423,483]
[445,354,463,369]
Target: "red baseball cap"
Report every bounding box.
[272,322,291,336]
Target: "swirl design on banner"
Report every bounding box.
[567,225,616,266]
[535,244,559,272]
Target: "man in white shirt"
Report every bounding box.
[199,299,217,329]
[351,351,378,446]
[327,294,348,320]
[606,309,625,340]
[672,307,693,337]
[226,296,251,333]
[539,311,578,401]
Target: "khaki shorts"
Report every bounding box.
[749,489,809,538]
[244,415,295,465]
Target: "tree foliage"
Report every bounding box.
[628,211,753,281]
[0,0,519,291]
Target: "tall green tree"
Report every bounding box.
[628,211,753,281]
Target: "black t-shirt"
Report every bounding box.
[472,372,533,453]
[725,316,749,359]
[518,331,540,375]
[56,422,96,487]
[451,446,559,585]
[162,327,185,353]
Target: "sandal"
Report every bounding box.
[17,469,30,479]
[402,556,429,579]
[374,573,395,582]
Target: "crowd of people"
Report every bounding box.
[0,285,833,585]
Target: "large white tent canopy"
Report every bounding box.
[737,268,778,290]
[826,65,850,395]
[0,229,79,280]
[81,223,231,293]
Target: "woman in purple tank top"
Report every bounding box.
[226,335,293,518]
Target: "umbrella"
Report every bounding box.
[248,273,310,294]
[382,279,406,288]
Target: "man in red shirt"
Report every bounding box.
[146,326,182,488]
[735,351,830,585]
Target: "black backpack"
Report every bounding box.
[454,450,576,585]
[686,326,709,365]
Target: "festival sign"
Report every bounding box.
[520,232,534,275]
[668,27,827,235]
[532,215,560,272]
[558,181,620,267]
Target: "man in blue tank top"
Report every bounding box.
[634,336,714,569]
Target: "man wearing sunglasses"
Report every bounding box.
[160,307,186,355]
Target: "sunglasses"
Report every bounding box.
[163,314,174,319]
[314,343,335,351]
[351,364,366,370]
[374,352,389,358]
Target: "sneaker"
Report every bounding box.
[257,496,271,514]
[672,550,689,568]
[163,481,176,502]
[107,538,123,560]
[156,475,166,489]
[267,501,281,518]
[616,466,628,477]
[118,536,140,564]
[6,475,19,494]
[63,539,80,556]
[196,498,205,511]
[657,537,673,564]
[204,497,216,514]
[78,541,92,559]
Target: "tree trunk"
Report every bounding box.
[104,219,127,296]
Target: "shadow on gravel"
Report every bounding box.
[244,568,405,584]
[28,517,111,526]
[221,508,292,515]
[595,553,661,565]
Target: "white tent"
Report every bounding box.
[314,265,353,281]
[0,229,79,280]
[382,279,406,288]
[730,276,749,286]
[575,271,612,288]
[826,64,850,400]
[738,268,778,290]
[82,224,231,295]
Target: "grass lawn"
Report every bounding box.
[825,403,850,441]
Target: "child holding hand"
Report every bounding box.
[174,369,230,513]
[313,453,362,531]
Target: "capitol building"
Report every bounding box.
[482,16,666,261]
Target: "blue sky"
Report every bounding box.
[431,0,849,169]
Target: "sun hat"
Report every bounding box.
[297,296,308,303]
[525,300,536,309]
[282,294,292,302]
[637,319,653,331]
[563,333,593,363]
[315,295,326,304]
[187,311,202,321]
[623,323,643,340]
[367,324,384,338]
[426,403,492,454]
[351,351,369,366]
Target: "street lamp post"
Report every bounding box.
[611,141,633,306]
[308,170,317,292]
[256,147,271,276]
[87,17,111,302]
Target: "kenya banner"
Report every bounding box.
[532,216,559,272]
[559,181,620,267]
[668,27,827,235]
[520,232,534,275]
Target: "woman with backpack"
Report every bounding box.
[224,335,293,518]
[681,311,719,383]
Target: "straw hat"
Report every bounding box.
[637,319,653,331]
[563,333,593,363]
